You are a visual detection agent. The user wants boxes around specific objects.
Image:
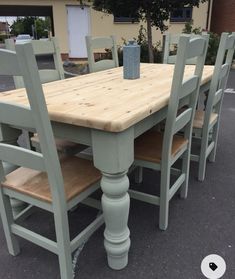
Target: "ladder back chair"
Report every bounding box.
[5,37,85,155]
[130,34,209,230]
[163,32,208,65]
[0,44,103,279]
[5,37,66,87]
[85,35,119,73]
[191,32,235,181]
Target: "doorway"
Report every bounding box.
[67,6,90,58]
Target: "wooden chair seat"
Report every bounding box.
[31,134,86,154]
[193,110,218,129]
[2,156,101,203]
[134,131,188,164]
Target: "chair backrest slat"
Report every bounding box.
[187,38,207,59]
[180,76,199,99]
[0,50,21,75]
[31,40,55,55]
[39,69,61,84]
[213,89,223,106]
[167,55,197,65]
[226,35,235,49]
[0,143,45,171]
[218,63,230,81]
[86,35,119,73]
[173,108,193,134]
[88,37,114,49]
[0,102,34,129]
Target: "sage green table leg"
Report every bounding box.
[101,171,131,269]
[91,128,134,270]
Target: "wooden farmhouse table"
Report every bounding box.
[0,63,214,270]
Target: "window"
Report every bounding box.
[114,16,137,23]
[113,11,138,24]
[170,7,192,22]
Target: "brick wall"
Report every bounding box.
[211,0,235,34]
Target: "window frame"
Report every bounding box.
[170,7,193,23]
[113,16,138,24]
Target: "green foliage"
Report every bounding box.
[206,32,220,65]
[10,17,51,39]
[136,25,162,63]
[117,25,162,65]
[91,0,208,32]
[34,18,51,38]
[10,18,27,35]
[182,20,202,34]
[182,21,220,65]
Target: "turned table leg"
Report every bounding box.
[92,128,134,270]
[101,171,130,269]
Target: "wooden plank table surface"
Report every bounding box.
[0,63,214,132]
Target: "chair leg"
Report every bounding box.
[22,130,34,150]
[198,132,209,182]
[180,149,190,199]
[159,166,170,230]
[134,167,143,184]
[54,210,73,279]
[0,190,20,256]
[208,122,219,163]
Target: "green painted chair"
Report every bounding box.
[85,35,119,73]
[5,37,78,87]
[163,32,208,65]
[191,32,235,181]
[130,34,209,230]
[0,44,103,279]
[5,37,85,155]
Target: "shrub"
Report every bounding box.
[182,20,202,35]
[117,25,163,66]
[182,20,220,65]
[206,32,220,65]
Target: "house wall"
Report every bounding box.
[91,2,209,45]
[0,0,209,58]
[210,0,235,34]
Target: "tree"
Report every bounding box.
[87,0,208,62]
[11,16,51,39]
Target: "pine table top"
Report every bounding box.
[0,63,214,132]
